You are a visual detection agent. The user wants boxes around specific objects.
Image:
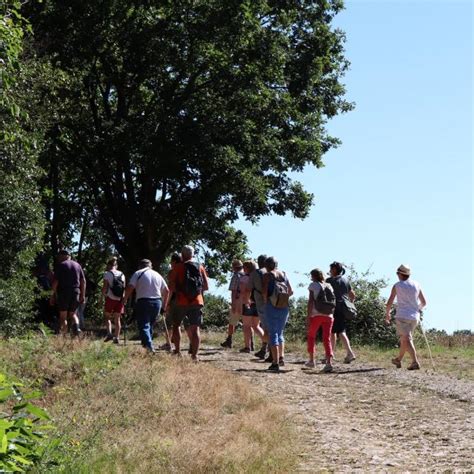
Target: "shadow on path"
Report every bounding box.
[302,367,385,375]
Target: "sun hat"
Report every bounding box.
[232,259,243,269]
[397,264,411,276]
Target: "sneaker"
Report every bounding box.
[267,363,280,373]
[113,337,119,344]
[171,350,182,357]
[220,337,232,349]
[254,348,266,359]
[391,357,402,369]
[304,360,316,368]
[72,325,81,337]
[322,363,333,373]
[104,333,113,342]
[264,355,273,363]
[279,357,285,367]
[407,362,420,371]
[343,354,356,364]
[239,347,251,353]
[159,343,172,352]
[146,347,156,354]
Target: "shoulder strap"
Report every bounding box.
[137,268,150,282]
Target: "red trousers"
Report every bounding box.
[307,316,333,358]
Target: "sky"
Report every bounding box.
[210,0,473,333]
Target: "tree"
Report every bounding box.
[0,1,45,333]
[26,0,353,273]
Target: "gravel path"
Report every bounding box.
[200,346,474,472]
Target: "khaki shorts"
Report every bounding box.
[396,319,418,340]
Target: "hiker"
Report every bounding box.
[168,245,209,360]
[123,259,169,353]
[385,264,427,370]
[101,257,126,344]
[262,257,293,372]
[49,250,86,336]
[221,260,245,349]
[77,273,97,330]
[248,254,269,359]
[163,253,191,354]
[240,260,265,353]
[305,269,335,372]
[326,262,357,364]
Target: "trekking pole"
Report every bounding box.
[161,310,171,345]
[418,313,435,370]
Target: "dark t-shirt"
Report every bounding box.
[326,275,351,302]
[55,260,85,291]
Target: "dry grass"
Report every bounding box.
[0,336,298,473]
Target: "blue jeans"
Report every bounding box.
[134,298,162,350]
[265,302,289,347]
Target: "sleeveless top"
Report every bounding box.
[394,279,421,321]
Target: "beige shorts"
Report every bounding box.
[396,319,418,339]
[228,308,242,326]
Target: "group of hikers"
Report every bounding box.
[48,246,427,372]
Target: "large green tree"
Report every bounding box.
[26,0,352,273]
[0,1,45,332]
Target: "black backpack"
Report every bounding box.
[183,262,203,299]
[314,282,336,314]
[108,271,125,298]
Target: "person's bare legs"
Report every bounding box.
[250,318,264,340]
[331,333,337,355]
[280,342,285,359]
[173,323,182,353]
[270,344,280,364]
[242,320,252,348]
[59,311,68,335]
[189,325,200,360]
[397,335,408,361]
[113,313,121,338]
[339,331,355,359]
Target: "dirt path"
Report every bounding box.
[200,346,473,472]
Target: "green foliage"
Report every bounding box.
[0,2,45,335]
[0,372,56,473]
[23,0,353,272]
[202,294,230,329]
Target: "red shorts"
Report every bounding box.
[104,297,124,315]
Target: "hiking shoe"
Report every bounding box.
[254,348,266,359]
[264,355,273,363]
[104,333,113,342]
[146,347,156,354]
[188,345,192,354]
[322,363,334,373]
[279,357,285,367]
[220,337,232,349]
[159,343,172,352]
[407,362,420,371]
[343,354,356,364]
[171,350,182,357]
[239,347,251,353]
[391,357,402,369]
[113,337,119,344]
[304,360,316,368]
[72,325,81,337]
[267,363,280,373]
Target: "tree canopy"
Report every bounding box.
[23,0,352,273]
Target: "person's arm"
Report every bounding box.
[349,289,356,302]
[262,273,271,304]
[79,271,86,304]
[385,286,397,324]
[286,275,294,297]
[122,284,135,306]
[418,289,427,311]
[307,290,314,318]
[49,278,58,306]
[161,281,170,312]
[201,266,209,292]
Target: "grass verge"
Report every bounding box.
[0,335,298,473]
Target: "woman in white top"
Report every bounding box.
[305,268,335,372]
[385,264,427,370]
[101,257,126,344]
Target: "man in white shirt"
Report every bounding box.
[385,264,427,370]
[123,259,169,353]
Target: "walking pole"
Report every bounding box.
[418,311,435,370]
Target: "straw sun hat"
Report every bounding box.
[397,264,411,276]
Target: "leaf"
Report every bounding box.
[23,391,43,401]
[24,403,50,420]
[11,455,33,466]
[0,433,7,454]
[0,419,13,430]
[0,388,14,402]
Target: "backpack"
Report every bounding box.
[182,261,203,299]
[314,282,336,315]
[108,271,125,298]
[270,273,290,308]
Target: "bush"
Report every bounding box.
[202,294,229,329]
[0,372,57,472]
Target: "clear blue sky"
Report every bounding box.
[211,0,473,333]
